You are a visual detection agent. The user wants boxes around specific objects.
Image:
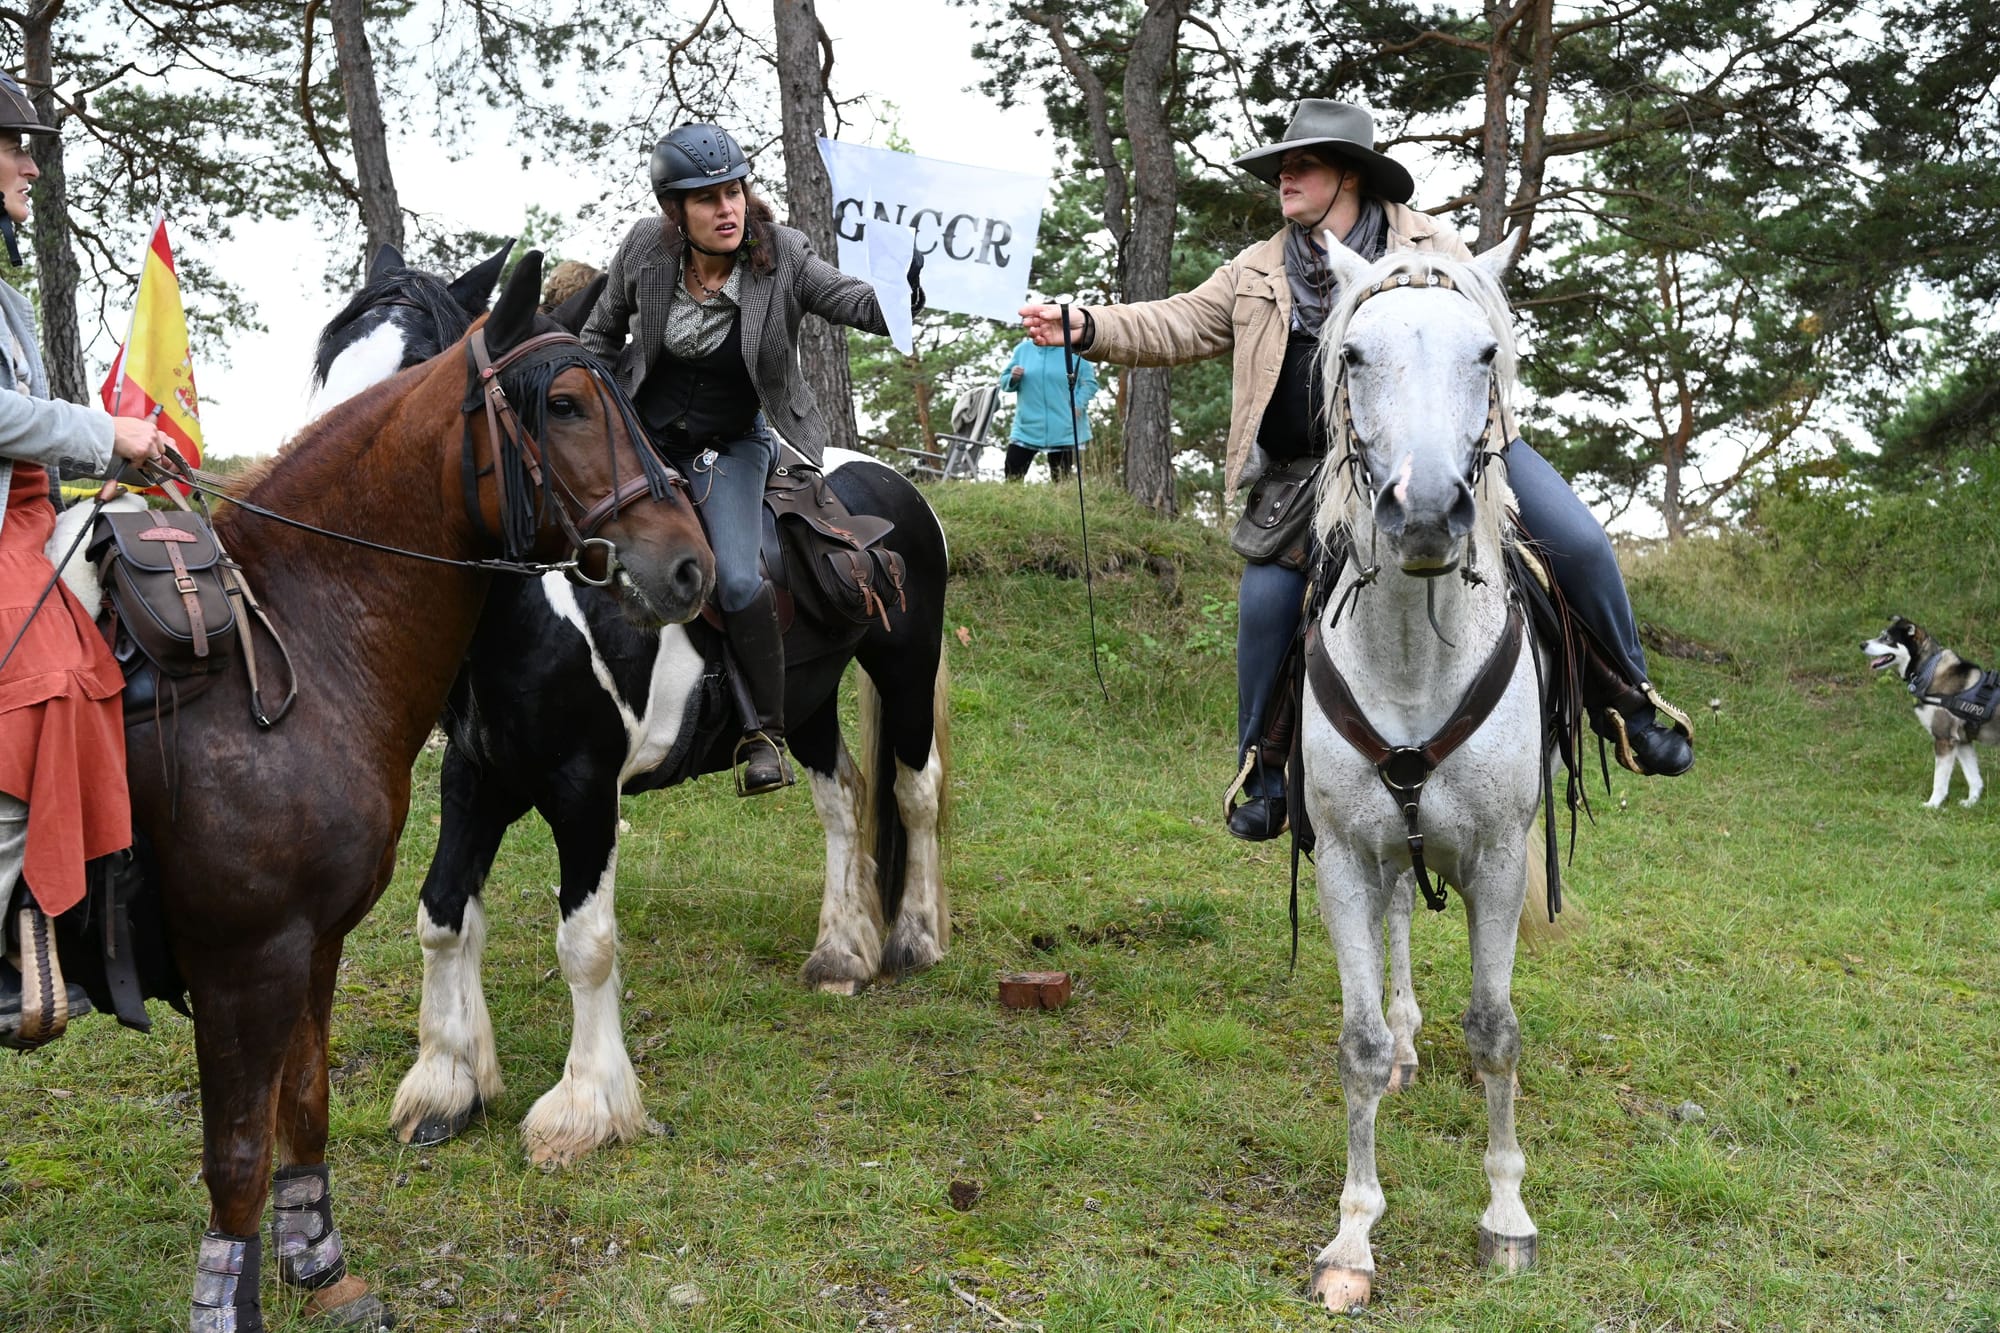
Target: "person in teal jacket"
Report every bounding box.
[999,337,1096,482]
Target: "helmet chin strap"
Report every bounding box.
[0,214,22,268]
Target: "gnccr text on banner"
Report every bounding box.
[816,138,1047,324]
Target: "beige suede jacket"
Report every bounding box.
[1083,200,1470,493]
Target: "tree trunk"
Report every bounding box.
[21,5,88,404]
[328,0,402,260]
[772,0,860,456]
[1475,0,1525,250]
[1116,0,1185,515]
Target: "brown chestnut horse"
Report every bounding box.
[120,253,712,1331]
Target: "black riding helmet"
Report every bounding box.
[0,73,51,267]
[649,123,751,198]
[0,73,54,138]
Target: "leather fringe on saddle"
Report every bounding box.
[1266,523,1591,970]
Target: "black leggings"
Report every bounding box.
[1004,444,1075,482]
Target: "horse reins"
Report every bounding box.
[157,327,686,585]
[1059,303,1111,705]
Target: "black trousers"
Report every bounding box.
[1004,443,1075,482]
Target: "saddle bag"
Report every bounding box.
[1229,454,1322,570]
[765,466,908,630]
[88,508,238,677]
[85,486,296,728]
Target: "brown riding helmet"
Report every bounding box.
[0,73,56,137]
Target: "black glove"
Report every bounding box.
[907,249,926,316]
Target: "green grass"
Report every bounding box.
[4,478,1999,1331]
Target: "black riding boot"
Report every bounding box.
[1578,635,1695,777]
[724,583,795,796]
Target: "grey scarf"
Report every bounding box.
[1286,197,1387,336]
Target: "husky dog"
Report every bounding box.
[1862,616,1997,808]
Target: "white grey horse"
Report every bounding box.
[1299,241,1556,1309]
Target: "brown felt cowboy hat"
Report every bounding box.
[1232,100,1413,204]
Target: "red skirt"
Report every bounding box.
[0,466,129,916]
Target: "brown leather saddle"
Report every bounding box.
[699,452,907,637]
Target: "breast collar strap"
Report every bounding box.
[1304,604,1525,910]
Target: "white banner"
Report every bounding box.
[817,138,1047,324]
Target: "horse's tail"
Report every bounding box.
[1516,830,1587,951]
[856,645,951,934]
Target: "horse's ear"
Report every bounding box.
[1469,233,1524,283]
[548,274,607,336]
[449,239,516,315]
[1318,230,1373,292]
[367,243,405,283]
[485,250,544,358]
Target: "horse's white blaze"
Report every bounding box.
[391,898,502,1135]
[1301,250,1544,1303]
[307,319,410,418]
[884,745,948,971]
[803,750,880,993]
[522,859,646,1165]
[537,574,706,784]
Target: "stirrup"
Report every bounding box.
[733,731,795,797]
[1603,683,1695,776]
[6,904,79,1049]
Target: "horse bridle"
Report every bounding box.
[1329,269,1508,507]
[146,328,686,587]
[463,326,688,587]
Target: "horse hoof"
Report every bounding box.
[398,1096,482,1147]
[307,1274,395,1328]
[1385,1062,1419,1093]
[1477,1227,1538,1273]
[1309,1263,1371,1311]
[814,978,866,997]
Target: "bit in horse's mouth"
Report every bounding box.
[1402,559,1460,579]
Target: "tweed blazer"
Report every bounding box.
[1082,200,1469,493]
[0,279,114,541]
[582,218,888,466]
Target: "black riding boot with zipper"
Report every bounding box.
[724,583,795,796]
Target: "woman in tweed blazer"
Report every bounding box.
[581,123,918,795]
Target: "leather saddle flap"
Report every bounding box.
[764,466,907,631]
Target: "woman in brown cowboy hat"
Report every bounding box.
[1022,99,1693,841]
[0,73,178,1045]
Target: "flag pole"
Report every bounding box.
[108,206,164,419]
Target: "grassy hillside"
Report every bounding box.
[2,474,1997,1331]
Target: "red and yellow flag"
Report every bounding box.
[98,215,203,471]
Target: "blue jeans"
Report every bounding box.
[663,418,775,614]
[1234,438,1651,794]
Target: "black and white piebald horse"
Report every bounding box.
[311,254,951,1166]
[307,241,514,417]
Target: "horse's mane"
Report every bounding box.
[311,268,479,389]
[1313,251,1521,545]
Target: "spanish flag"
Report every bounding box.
[98,214,203,471]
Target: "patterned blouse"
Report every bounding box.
[662,258,744,359]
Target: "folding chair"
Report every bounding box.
[900,384,999,481]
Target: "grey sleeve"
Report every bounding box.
[795,241,889,337]
[582,231,637,359]
[0,389,116,475]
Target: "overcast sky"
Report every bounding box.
[184,0,1067,458]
